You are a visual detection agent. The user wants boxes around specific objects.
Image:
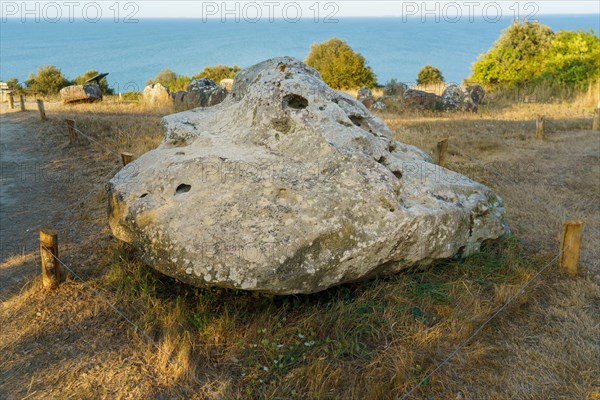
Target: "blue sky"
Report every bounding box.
[135,1,599,18]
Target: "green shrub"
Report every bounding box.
[25,65,71,94]
[192,65,240,83]
[538,30,600,89]
[121,92,142,101]
[4,77,23,93]
[147,68,190,91]
[471,21,554,87]
[305,37,376,89]
[417,65,444,85]
[470,20,599,91]
[73,69,114,95]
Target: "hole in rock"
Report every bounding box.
[277,188,288,198]
[175,151,185,155]
[336,119,353,127]
[349,115,373,133]
[175,184,191,195]
[283,94,308,110]
[349,115,365,127]
[139,193,148,198]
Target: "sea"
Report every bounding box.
[1,15,598,92]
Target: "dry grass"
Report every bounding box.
[0,93,599,399]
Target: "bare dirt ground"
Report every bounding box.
[0,99,598,399]
[0,102,127,300]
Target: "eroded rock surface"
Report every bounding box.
[357,86,374,109]
[403,89,440,111]
[60,84,102,104]
[441,84,477,112]
[466,84,486,105]
[384,81,409,97]
[186,78,228,108]
[108,57,509,294]
[143,83,171,105]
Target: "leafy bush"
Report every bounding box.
[25,65,71,94]
[305,37,376,89]
[417,65,444,85]
[538,30,600,89]
[192,65,240,83]
[121,92,142,101]
[146,68,190,91]
[4,77,23,92]
[73,70,114,95]
[470,20,599,90]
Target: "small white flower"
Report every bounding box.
[263,366,269,372]
[298,333,305,339]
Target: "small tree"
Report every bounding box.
[417,65,444,85]
[470,20,554,87]
[5,77,23,92]
[73,70,114,95]
[539,30,600,89]
[25,65,71,94]
[147,68,190,91]
[192,65,240,83]
[305,37,376,89]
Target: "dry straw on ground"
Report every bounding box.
[0,88,598,399]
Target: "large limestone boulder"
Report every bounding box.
[441,84,477,112]
[185,78,227,108]
[143,83,171,105]
[356,86,374,109]
[108,57,508,295]
[383,81,409,97]
[171,90,188,106]
[402,89,440,111]
[466,84,486,105]
[60,84,102,104]
[220,78,234,91]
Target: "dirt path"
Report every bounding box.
[0,111,69,300]
[0,106,121,304]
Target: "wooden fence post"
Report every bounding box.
[560,220,583,276]
[40,228,64,289]
[36,99,47,121]
[19,95,26,111]
[66,119,77,143]
[593,108,600,131]
[435,138,448,167]
[121,152,133,166]
[7,93,14,109]
[535,116,545,139]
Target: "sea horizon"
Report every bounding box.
[1,15,598,92]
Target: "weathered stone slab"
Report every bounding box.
[108,57,509,294]
[60,84,102,104]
